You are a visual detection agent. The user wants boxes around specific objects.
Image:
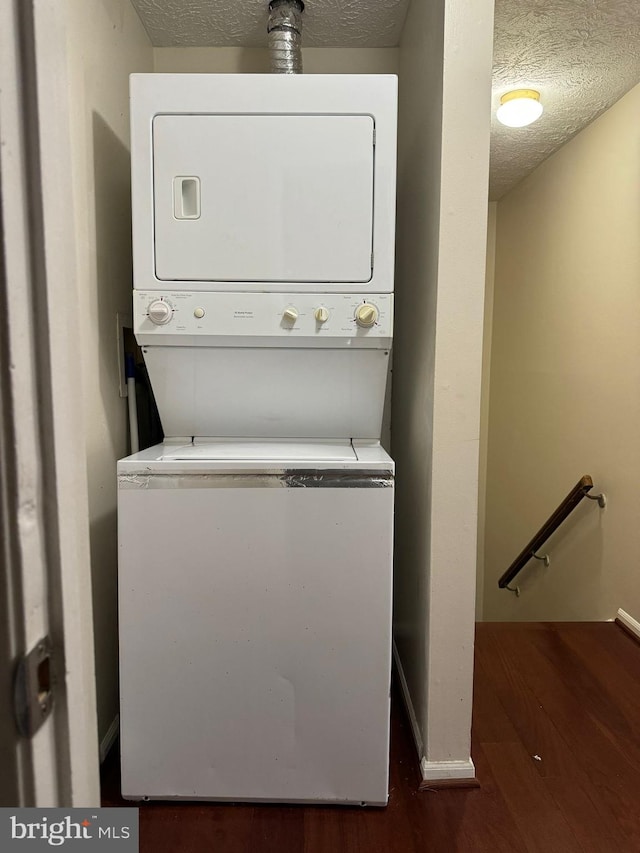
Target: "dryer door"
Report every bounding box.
[152,114,374,286]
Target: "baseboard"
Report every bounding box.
[418,775,480,791]
[616,609,640,644]
[419,758,478,790]
[99,714,119,764]
[392,639,424,761]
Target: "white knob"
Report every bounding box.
[355,303,378,328]
[194,307,205,319]
[315,307,329,323]
[147,300,172,325]
[283,307,298,323]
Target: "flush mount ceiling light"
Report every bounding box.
[496,89,543,128]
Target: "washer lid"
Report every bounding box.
[162,439,357,462]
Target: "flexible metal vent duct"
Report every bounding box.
[267,0,305,74]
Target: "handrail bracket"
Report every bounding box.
[584,491,607,508]
[532,551,550,567]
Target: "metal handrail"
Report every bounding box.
[498,475,604,591]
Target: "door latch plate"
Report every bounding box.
[14,636,54,737]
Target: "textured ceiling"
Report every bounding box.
[131,0,640,199]
[130,0,411,48]
[491,0,640,198]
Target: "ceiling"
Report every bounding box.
[130,0,411,48]
[491,0,640,198]
[131,0,640,199]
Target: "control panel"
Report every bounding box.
[134,291,393,340]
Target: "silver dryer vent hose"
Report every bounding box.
[267,0,305,74]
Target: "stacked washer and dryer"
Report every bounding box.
[118,73,397,805]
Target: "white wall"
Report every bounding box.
[484,81,640,622]
[476,202,497,620]
[63,0,153,744]
[392,0,493,779]
[154,46,398,75]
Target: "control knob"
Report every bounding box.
[283,307,299,323]
[147,300,173,325]
[355,303,378,328]
[315,307,329,323]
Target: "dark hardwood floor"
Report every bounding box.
[102,622,640,852]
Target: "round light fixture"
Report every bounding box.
[496,89,543,128]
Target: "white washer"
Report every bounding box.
[119,73,397,806]
[118,440,394,805]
